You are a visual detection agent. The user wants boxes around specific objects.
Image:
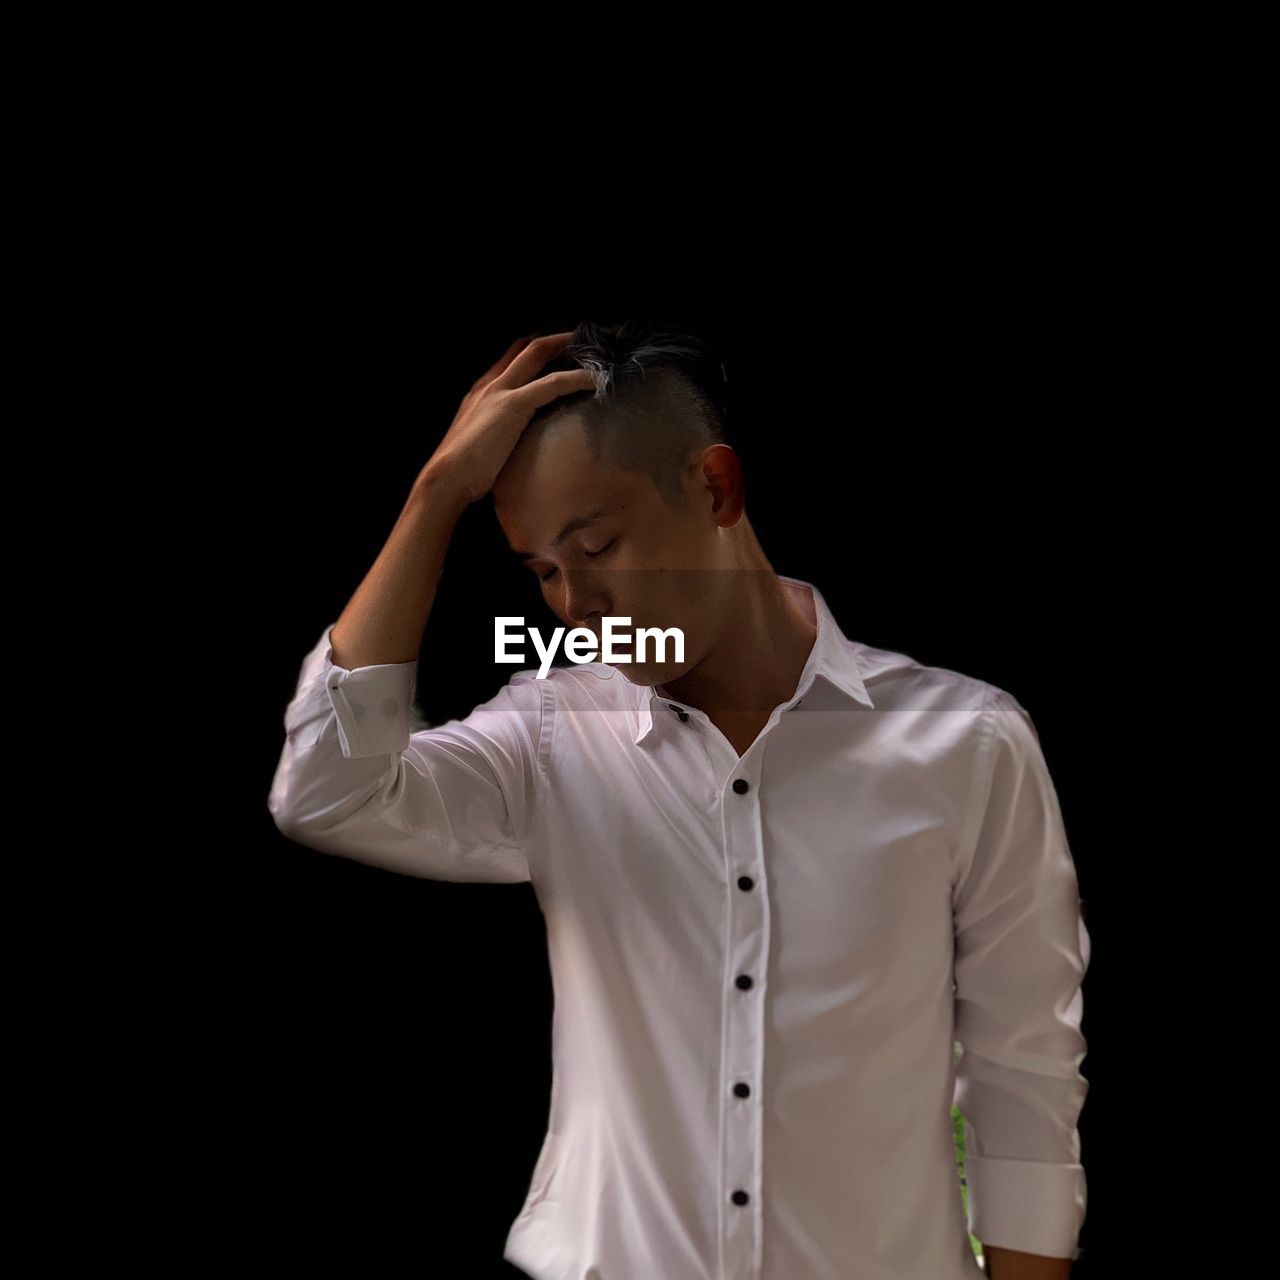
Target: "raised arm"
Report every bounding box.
[326,331,596,671]
[267,332,596,881]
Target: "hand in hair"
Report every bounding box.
[423,332,597,508]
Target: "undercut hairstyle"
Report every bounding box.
[521,319,731,511]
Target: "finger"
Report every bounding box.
[469,334,533,393]
[492,331,579,392]
[512,367,598,411]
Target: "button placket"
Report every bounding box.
[722,766,767,1279]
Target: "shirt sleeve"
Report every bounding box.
[951,686,1090,1262]
[267,622,550,884]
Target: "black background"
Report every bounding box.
[51,44,1232,1270]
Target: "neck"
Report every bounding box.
[656,570,818,721]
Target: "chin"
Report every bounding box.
[611,659,688,688]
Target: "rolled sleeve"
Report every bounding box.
[268,622,550,884]
[951,687,1090,1262]
[327,632,418,760]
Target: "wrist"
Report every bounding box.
[412,460,471,521]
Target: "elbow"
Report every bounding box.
[267,789,337,843]
[267,745,404,847]
[267,753,343,841]
[267,789,305,843]
[267,777,386,846]
[267,774,330,843]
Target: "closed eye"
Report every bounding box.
[538,537,619,582]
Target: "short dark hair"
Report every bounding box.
[524,319,731,511]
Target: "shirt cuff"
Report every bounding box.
[965,1153,1086,1261]
[315,622,419,759]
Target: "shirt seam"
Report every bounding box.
[533,674,553,825]
[952,682,1000,897]
[516,674,555,879]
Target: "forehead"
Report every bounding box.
[492,414,648,549]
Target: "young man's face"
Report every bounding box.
[492,413,736,688]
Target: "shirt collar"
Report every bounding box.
[631,573,875,746]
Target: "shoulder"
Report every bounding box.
[849,640,1044,763]
[522,660,632,709]
[482,660,632,732]
[851,639,1002,717]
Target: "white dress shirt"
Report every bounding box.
[268,574,1089,1280]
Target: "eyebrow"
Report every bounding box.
[512,508,614,561]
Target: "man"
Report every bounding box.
[269,323,1090,1279]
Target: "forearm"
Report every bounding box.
[983,1243,1073,1279]
[329,463,469,670]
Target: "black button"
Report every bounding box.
[737,875,754,891]
[733,1082,751,1097]
[731,1190,750,1206]
[732,779,750,794]
[735,974,753,990]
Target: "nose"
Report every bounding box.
[561,569,611,629]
